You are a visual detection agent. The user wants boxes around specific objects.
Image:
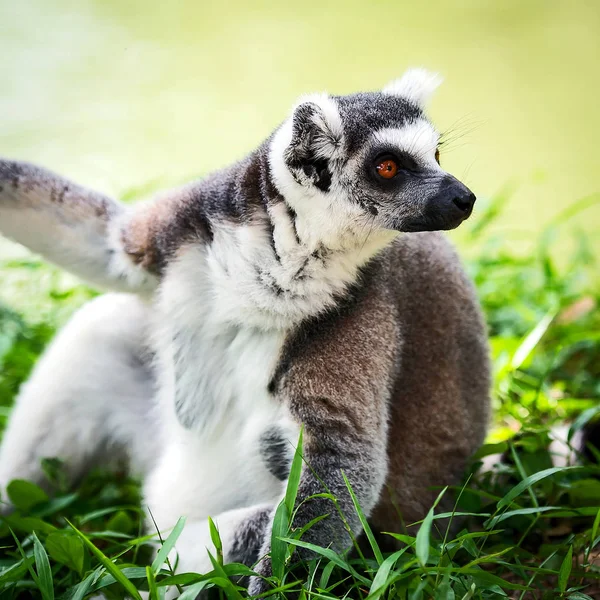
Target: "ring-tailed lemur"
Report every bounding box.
[0,69,490,596]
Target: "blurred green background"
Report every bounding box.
[2,0,600,220]
[1,5,600,595]
[0,0,599,316]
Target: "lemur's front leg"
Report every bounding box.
[0,159,158,293]
[0,159,210,295]
[248,282,398,596]
[248,401,389,596]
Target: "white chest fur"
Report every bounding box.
[156,242,289,433]
[145,243,296,526]
[144,218,388,527]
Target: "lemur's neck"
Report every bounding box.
[132,144,395,330]
[195,146,395,330]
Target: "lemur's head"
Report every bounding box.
[270,68,475,236]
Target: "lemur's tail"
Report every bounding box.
[0,159,156,294]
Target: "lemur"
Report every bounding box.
[0,69,490,596]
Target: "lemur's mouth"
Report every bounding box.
[400,213,471,233]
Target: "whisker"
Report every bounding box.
[358,214,377,259]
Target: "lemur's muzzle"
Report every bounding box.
[432,176,475,225]
[406,176,476,232]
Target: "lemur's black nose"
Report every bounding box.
[430,178,476,229]
[452,190,476,213]
[403,176,477,232]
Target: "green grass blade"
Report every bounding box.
[509,442,539,508]
[548,192,600,226]
[285,426,304,516]
[277,537,370,585]
[341,470,383,565]
[463,546,514,567]
[151,516,186,574]
[9,528,40,589]
[70,566,105,600]
[0,556,35,586]
[558,545,573,593]
[32,533,54,600]
[269,427,305,582]
[434,573,454,600]
[207,550,244,600]
[94,567,149,590]
[460,583,476,600]
[270,499,290,581]
[158,563,254,588]
[454,568,529,590]
[409,578,429,600]
[146,565,161,600]
[487,506,561,527]
[366,548,408,599]
[66,519,142,600]
[318,560,337,589]
[416,487,447,566]
[177,580,214,599]
[510,310,556,370]
[411,511,491,526]
[208,516,223,560]
[416,507,433,566]
[497,466,584,509]
[587,507,600,563]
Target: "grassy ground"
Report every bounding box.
[0,191,599,599]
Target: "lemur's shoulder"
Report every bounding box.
[270,231,482,398]
[383,232,486,348]
[382,232,480,313]
[385,231,466,281]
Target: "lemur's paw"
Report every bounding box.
[247,576,272,599]
[247,557,274,598]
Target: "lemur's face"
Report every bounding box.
[270,69,475,236]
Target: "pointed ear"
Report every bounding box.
[382,68,443,108]
[283,94,344,192]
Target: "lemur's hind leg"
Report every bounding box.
[173,505,272,574]
[0,293,157,500]
[153,504,273,600]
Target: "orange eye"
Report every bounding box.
[375,159,398,179]
[435,148,440,164]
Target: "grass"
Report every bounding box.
[0,189,599,599]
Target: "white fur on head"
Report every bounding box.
[373,122,440,167]
[382,68,443,108]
